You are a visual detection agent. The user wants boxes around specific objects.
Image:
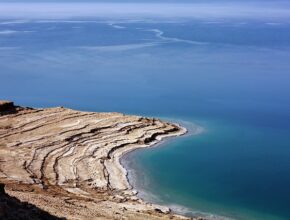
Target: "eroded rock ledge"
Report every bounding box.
[0,102,193,220]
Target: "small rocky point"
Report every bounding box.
[0,101,197,220]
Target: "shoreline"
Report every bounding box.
[112,122,189,213]
[120,121,189,198]
[120,120,193,192]
[119,120,200,218]
[119,121,188,184]
[120,120,231,220]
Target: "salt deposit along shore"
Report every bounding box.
[0,101,202,220]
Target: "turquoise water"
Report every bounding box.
[1,3,290,219]
[124,118,290,219]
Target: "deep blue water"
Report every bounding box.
[1,8,290,219]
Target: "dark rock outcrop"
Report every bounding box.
[0,100,16,116]
[0,100,14,111]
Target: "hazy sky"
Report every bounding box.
[1,2,290,20]
[0,0,290,21]
[0,0,286,2]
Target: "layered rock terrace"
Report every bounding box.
[0,103,191,219]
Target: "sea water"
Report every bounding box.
[1,3,290,220]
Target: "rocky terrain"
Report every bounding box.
[0,101,193,220]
